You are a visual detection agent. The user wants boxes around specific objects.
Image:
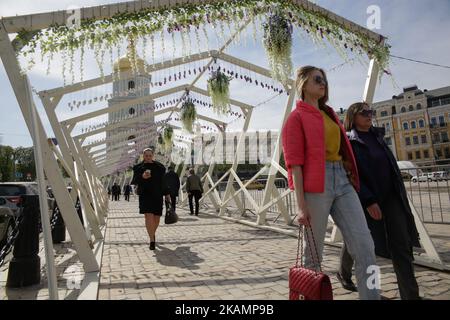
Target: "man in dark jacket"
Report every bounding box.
[112,183,120,201]
[186,168,203,216]
[164,166,180,214]
[123,184,132,201]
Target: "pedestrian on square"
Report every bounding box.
[131,148,170,250]
[281,65,380,300]
[164,165,180,214]
[112,183,120,201]
[186,168,203,216]
[124,184,132,202]
[337,102,421,299]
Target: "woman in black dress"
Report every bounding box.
[131,148,169,250]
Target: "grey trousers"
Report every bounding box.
[303,161,380,300]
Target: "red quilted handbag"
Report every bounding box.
[289,225,333,300]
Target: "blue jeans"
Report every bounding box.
[303,161,380,300]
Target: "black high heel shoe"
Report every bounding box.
[149,236,156,250]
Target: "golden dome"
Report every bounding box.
[113,55,147,72]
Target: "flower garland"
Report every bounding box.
[180,99,197,133]
[262,10,293,87]
[16,0,391,84]
[163,126,174,149]
[207,69,232,115]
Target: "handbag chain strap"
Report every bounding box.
[295,224,322,273]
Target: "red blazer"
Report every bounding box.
[282,100,360,193]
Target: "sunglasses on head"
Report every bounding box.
[358,109,374,117]
[313,75,327,86]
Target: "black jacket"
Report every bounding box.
[347,127,420,257]
[164,170,181,195]
[131,161,169,196]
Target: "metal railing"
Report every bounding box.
[401,165,450,224]
[203,177,297,225]
[203,168,450,225]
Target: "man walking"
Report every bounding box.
[164,166,180,214]
[186,168,203,216]
[124,184,132,202]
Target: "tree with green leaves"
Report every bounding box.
[0,145,14,182]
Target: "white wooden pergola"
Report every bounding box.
[0,0,445,299]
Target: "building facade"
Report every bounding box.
[372,85,450,166]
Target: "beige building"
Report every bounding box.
[372,85,450,166]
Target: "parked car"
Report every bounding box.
[0,197,15,247]
[433,171,449,181]
[411,173,434,183]
[243,180,265,190]
[400,171,413,180]
[0,182,55,245]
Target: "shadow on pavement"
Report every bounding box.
[154,245,204,270]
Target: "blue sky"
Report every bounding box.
[1,0,450,147]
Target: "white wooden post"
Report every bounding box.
[0,22,99,272]
[257,85,296,225]
[219,108,253,216]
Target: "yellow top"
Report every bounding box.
[320,110,342,161]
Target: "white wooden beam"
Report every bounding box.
[0,21,99,272]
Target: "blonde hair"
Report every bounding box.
[344,102,369,132]
[295,66,329,109]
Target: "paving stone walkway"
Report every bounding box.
[97,199,450,300]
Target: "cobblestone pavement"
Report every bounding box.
[97,199,450,300]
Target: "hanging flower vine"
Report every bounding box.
[207,69,232,115]
[163,126,174,148]
[180,99,197,133]
[262,10,293,87]
[14,0,391,84]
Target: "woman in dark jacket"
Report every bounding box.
[131,148,170,250]
[337,102,421,300]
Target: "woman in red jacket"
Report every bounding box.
[282,66,380,300]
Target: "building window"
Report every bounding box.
[437,149,443,158]
[409,105,414,112]
[446,148,450,158]
[421,135,427,144]
[419,119,425,128]
[128,81,135,90]
[431,117,437,127]
[415,151,421,159]
[408,152,413,160]
[411,121,416,129]
[416,103,422,110]
[385,137,392,145]
[401,107,406,113]
[381,111,388,117]
[413,136,419,145]
[424,150,429,158]
[403,122,409,130]
[386,123,391,132]
[441,132,449,142]
[405,137,411,146]
[433,133,441,143]
[128,107,135,115]
[439,115,446,126]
